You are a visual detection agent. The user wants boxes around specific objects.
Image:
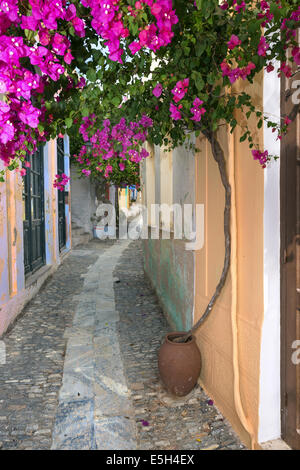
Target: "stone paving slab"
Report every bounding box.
[51,239,137,450]
[51,398,95,450]
[94,416,137,450]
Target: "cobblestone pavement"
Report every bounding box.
[0,239,245,450]
[0,240,114,450]
[114,242,245,451]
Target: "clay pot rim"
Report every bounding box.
[165,331,195,345]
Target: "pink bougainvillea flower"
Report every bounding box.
[233,0,246,13]
[152,83,163,98]
[227,34,241,50]
[54,173,70,191]
[21,15,38,30]
[171,78,189,103]
[284,116,292,125]
[64,49,74,64]
[72,16,85,37]
[0,121,15,144]
[221,60,255,84]
[140,420,149,426]
[219,1,229,10]
[292,46,300,66]
[52,33,70,56]
[266,63,274,73]
[0,101,10,114]
[220,60,231,77]
[258,36,269,56]
[119,162,125,171]
[18,103,41,128]
[39,29,51,46]
[252,149,269,168]
[190,98,206,122]
[279,62,292,78]
[170,102,182,120]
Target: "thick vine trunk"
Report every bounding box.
[173,131,231,343]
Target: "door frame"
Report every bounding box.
[57,137,67,251]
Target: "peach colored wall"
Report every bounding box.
[194,78,264,448]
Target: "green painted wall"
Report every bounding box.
[143,238,194,331]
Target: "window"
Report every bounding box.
[22,146,45,275]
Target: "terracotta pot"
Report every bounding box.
[158,332,201,397]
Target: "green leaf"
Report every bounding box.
[111,97,121,107]
[86,69,97,82]
[65,118,73,129]
[193,73,204,92]
[195,41,206,57]
[81,108,89,117]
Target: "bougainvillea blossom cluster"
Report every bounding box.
[53,172,70,191]
[81,0,178,63]
[0,0,299,186]
[0,0,177,181]
[251,149,270,169]
[74,114,153,181]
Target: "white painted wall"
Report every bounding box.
[258,61,281,443]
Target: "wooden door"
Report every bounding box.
[281,58,300,450]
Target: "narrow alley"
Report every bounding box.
[0,239,244,450]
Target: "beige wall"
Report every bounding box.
[194,78,264,448]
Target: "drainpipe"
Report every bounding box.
[228,132,256,450]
